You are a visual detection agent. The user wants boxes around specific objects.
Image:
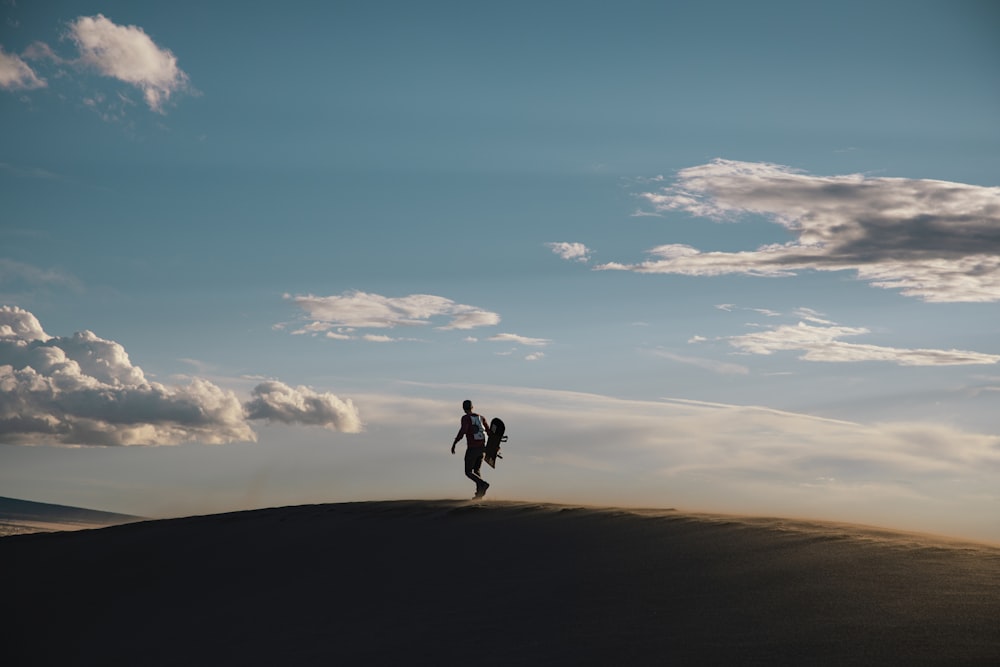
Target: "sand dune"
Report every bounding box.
[4,500,999,666]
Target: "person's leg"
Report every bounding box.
[464,448,487,495]
[472,450,489,497]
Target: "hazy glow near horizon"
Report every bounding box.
[1,1,999,543]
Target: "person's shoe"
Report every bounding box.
[476,482,490,498]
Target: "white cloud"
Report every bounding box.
[0,46,46,90]
[791,307,835,325]
[547,241,592,262]
[726,320,1000,366]
[487,333,551,347]
[0,306,361,445]
[714,304,781,318]
[0,306,253,446]
[599,159,1000,302]
[0,306,50,342]
[286,290,501,336]
[525,352,546,361]
[67,14,190,113]
[243,381,362,433]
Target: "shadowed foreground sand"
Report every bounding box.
[4,500,999,666]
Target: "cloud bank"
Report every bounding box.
[0,307,360,446]
[286,290,501,339]
[600,159,1000,302]
[357,384,1000,540]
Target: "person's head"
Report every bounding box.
[462,399,473,412]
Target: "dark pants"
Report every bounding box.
[464,446,487,490]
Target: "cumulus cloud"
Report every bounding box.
[724,320,1000,366]
[0,306,361,446]
[243,381,362,433]
[0,306,251,445]
[599,159,1000,302]
[286,290,501,338]
[67,14,189,113]
[548,242,592,262]
[0,46,46,90]
[0,306,50,342]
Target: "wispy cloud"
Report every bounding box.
[723,320,1000,366]
[700,306,1000,367]
[67,14,190,113]
[0,162,61,180]
[599,159,1000,303]
[0,306,361,446]
[715,303,781,318]
[487,333,551,347]
[547,241,592,262]
[0,259,80,290]
[0,46,46,90]
[286,290,501,339]
[650,349,749,375]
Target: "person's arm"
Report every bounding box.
[451,416,467,453]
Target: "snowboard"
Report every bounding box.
[484,417,507,468]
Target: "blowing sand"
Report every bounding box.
[4,500,999,666]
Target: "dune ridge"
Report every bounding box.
[4,499,999,666]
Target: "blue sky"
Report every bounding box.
[2,1,999,541]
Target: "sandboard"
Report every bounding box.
[484,417,507,468]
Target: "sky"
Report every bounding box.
[2,0,999,542]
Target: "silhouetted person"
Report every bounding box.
[451,399,490,498]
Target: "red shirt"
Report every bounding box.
[454,413,489,448]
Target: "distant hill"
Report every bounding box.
[0,496,141,535]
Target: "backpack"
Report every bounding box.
[470,414,486,441]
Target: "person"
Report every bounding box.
[451,399,491,499]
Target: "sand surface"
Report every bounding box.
[4,500,999,666]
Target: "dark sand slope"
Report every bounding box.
[4,501,999,666]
